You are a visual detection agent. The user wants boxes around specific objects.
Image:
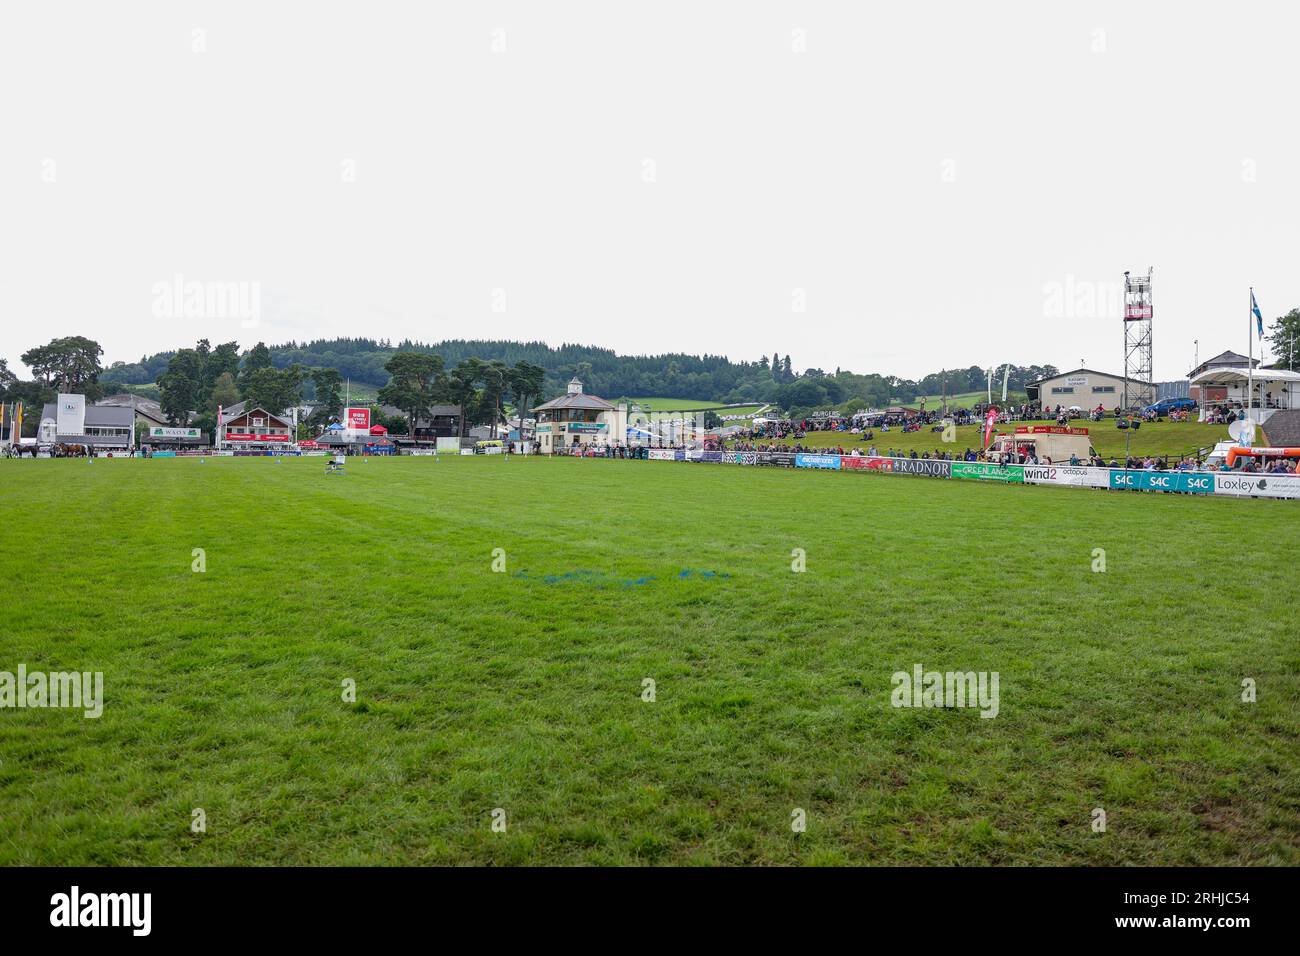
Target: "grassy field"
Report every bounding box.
[1,455,1296,866]
[732,419,1228,460]
[901,390,1029,410]
[628,397,766,416]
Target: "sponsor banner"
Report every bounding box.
[700,450,724,462]
[1023,465,1110,488]
[952,462,1025,483]
[566,422,607,434]
[755,452,796,467]
[722,451,758,465]
[842,456,896,471]
[891,457,952,478]
[1016,426,1090,437]
[648,448,676,461]
[1107,470,1216,493]
[346,407,371,431]
[56,394,86,437]
[1212,473,1299,498]
[1179,472,1216,494]
[224,433,291,442]
[149,426,201,439]
[795,453,841,470]
[152,451,176,458]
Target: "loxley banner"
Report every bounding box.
[1205,473,1297,498]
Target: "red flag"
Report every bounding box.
[983,406,999,449]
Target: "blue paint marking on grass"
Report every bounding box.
[677,568,731,580]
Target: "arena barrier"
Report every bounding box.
[665,450,1298,500]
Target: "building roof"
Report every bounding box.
[1191,367,1300,385]
[1191,350,1257,377]
[219,403,291,426]
[532,392,617,412]
[379,404,462,424]
[41,403,135,429]
[98,393,166,420]
[218,400,249,422]
[1025,368,1154,387]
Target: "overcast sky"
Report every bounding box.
[2,1,1297,383]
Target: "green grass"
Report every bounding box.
[628,397,766,416]
[901,390,1021,410]
[734,419,1228,460]
[1,455,1296,865]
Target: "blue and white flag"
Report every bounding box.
[1251,291,1264,337]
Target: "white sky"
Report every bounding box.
[2,1,1297,382]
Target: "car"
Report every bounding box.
[1142,397,1197,415]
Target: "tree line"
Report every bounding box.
[27,314,1300,440]
[95,336,1067,411]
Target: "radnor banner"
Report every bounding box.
[795,453,841,469]
[1212,473,1298,498]
[723,451,758,465]
[1023,465,1110,488]
[952,462,1024,483]
[892,457,952,478]
[1108,470,1216,494]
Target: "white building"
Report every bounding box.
[216,402,295,450]
[1025,368,1153,411]
[39,394,134,451]
[532,378,630,453]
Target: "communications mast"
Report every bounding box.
[1122,268,1155,409]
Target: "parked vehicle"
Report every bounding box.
[1142,397,1197,415]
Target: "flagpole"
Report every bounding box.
[1248,287,1254,420]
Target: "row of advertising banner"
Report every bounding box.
[650,449,1300,499]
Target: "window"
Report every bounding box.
[1050,387,1074,395]
[1092,386,1116,394]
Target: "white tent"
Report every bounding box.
[1191,367,1300,422]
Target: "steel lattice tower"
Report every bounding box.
[1122,268,1155,409]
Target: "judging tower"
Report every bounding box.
[1122,268,1155,409]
